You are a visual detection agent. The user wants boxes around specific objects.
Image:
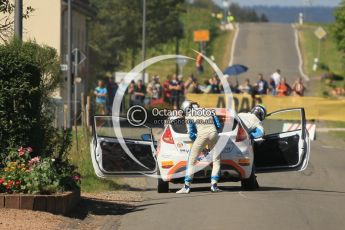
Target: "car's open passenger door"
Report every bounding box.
[254,108,310,173]
[91,116,157,177]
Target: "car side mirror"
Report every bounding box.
[141,134,152,141]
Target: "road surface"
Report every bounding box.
[116,23,345,230]
[231,23,303,83]
[118,131,345,230]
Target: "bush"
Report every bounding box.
[0,39,79,194]
[0,39,61,159]
[0,147,80,194]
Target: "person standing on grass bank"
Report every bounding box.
[292,77,306,96]
[270,69,281,95]
[276,77,291,96]
[106,77,118,115]
[176,100,223,194]
[94,80,108,115]
[255,73,269,95]
[169,74,183,109]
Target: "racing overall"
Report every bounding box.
[184,110,222,186]
[238,113,264,139]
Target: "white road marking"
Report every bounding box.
[292,24,310,82]
[229,23,240,66]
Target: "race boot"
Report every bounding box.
[211,183,222,193]
[176,184,190,194]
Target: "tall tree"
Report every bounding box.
[333,0,345,53]
[89,0,184,77]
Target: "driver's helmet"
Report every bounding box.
[251,104,267,121]
[180,100,199,114]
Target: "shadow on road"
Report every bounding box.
[67,197,164,220]
[145,185,345,202]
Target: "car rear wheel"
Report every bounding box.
[241,167,259,191]
[157,170,169,193]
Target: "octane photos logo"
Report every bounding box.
[111,52,235,179]
[126,105,147,127]
[127,106,218,126]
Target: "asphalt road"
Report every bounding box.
[119,132,345,230]
[231,23,302,84]
[116,23,345,230]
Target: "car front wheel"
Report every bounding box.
[157,170,169,193]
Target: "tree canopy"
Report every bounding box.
[0,0,33,41]
[89,0,184,77]
[333,0,345,53]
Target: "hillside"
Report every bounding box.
[251,6,335,23]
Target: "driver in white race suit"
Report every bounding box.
[176,100,222,194]
[238,104,266,139]
[176,103,266,194]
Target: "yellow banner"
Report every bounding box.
[186,94,345,122]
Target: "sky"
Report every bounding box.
[213,0,342,7]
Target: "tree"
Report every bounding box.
[260,13,269,22]
[0,0,33,41]
[89,0,184,77]
[333,0,345,53]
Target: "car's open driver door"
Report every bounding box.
[254,108,310,173]
[91,116,157,177]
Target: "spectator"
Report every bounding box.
[178,75,185,100]
[292,77,306,96]
[195,52,204,74]
[106,77,118,114]
[191,80,203,94]
[134,80,146,105]
[276,77,291,96]
[127,80,136,106]
[211,74,221,93]
[169,74,183,109]
[184,74,195,93]
[152,75,162,100]
[94,80,107,115]
[163,75,172,103]
[238,78,253,94]
[202,79,213,94]
[255,73,269,95]
[270,69,281,95]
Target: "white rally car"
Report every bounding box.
[91,108,310,193]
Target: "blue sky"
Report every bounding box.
[213,0,341,7]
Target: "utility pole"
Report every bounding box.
[67,0,72,128]
[14,0,23,40]
[141,0,146,82]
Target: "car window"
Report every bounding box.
[263,109,302,136]
[94,116,151,140]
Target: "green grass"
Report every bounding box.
[325,121,345,141]
[119,5,233,83]
[297,24,345,96]
[68,126,123,193]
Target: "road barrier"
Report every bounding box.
[186,94,345,122]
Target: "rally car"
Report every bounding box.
[90,108,310,193]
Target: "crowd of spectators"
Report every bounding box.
[93,69,306,115]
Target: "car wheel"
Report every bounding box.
[157,170,169,193]
[241,167,259,191]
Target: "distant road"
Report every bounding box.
[231,23,302,83]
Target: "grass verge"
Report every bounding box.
[68,126,122,193]
[297,23,345,96]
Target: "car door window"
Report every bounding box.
[254,108,310,173]
[92,116,157,176]
[262,109,303,136]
